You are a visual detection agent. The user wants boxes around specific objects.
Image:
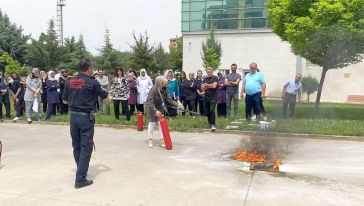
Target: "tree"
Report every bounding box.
[301,76,319,102]
[169,38,183,71]
[97,28,113,70]
[201,29,222,69]
[267,0,364,113]
[113,50,133,69]
[75,35,91,60]
[130,32,154,71]
[0,9,29,64]
[26,19,63,70]
[0,52,28,77]
[62,35,92,71]
[97,28,119,73]
[152,42,169,72]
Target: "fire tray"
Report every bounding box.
[250,162,279,172]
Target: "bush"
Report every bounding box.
[301,76,319,102]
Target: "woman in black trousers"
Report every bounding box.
[45,71,60,120]
[111,67,130,121]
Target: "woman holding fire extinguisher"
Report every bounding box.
[145,76,184,148]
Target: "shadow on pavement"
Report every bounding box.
[87,164,112,179]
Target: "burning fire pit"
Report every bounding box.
[232,149,281,172]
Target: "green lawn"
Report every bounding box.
[5,99,364,136]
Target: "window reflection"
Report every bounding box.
[182,0,268,31]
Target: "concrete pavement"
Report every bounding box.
[0,123,363,206]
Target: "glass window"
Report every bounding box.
[245,8,264,18]
[219,19,239,29]
[223,0,245,8]
[182,0,268,31]
[206,10,222,20]
[220,8,238,19]
[206,0,222,9]
[190,21,207,31]
[245,0,265,7]
[244,18,267,28]
[182,2,190,12]
[206,20,219,30]
[182,22,190,32]
[190,1,206,11]
[190,11,205,21]
[182,12,190,21]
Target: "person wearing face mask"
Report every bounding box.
[145,76,184,147]
[7,76,25,122]
[45,71,60,120]
[62,58,110,189]
[24,67,43,124]
[0,77,11,122]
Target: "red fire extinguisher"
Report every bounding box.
[159,117,173,150]
[137,112,143,131]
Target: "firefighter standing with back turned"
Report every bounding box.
[63,58,109,189]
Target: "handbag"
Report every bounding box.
[32,98,39,113]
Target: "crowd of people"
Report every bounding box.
[0,67,154,123]
[0,62,303,130]
[0,68,72,123]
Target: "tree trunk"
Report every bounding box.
[314,66,329,115]
[307,93,310,103]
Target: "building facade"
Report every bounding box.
[181,0,364,103]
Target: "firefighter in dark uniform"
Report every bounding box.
[63,58,109,189]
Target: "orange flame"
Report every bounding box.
[232,149,281,171]
[273,159,281,170]
[232,149,266,163]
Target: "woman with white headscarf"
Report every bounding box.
[137,69,153,113]
[24,67,42,124]
[145,76,183,147]
[45,71,60,120]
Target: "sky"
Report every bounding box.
[0,0,181,54]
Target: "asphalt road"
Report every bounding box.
[0,123,363,206]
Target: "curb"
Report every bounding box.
[2,120,363,142]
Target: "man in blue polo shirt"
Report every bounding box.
[241,63,266,121]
